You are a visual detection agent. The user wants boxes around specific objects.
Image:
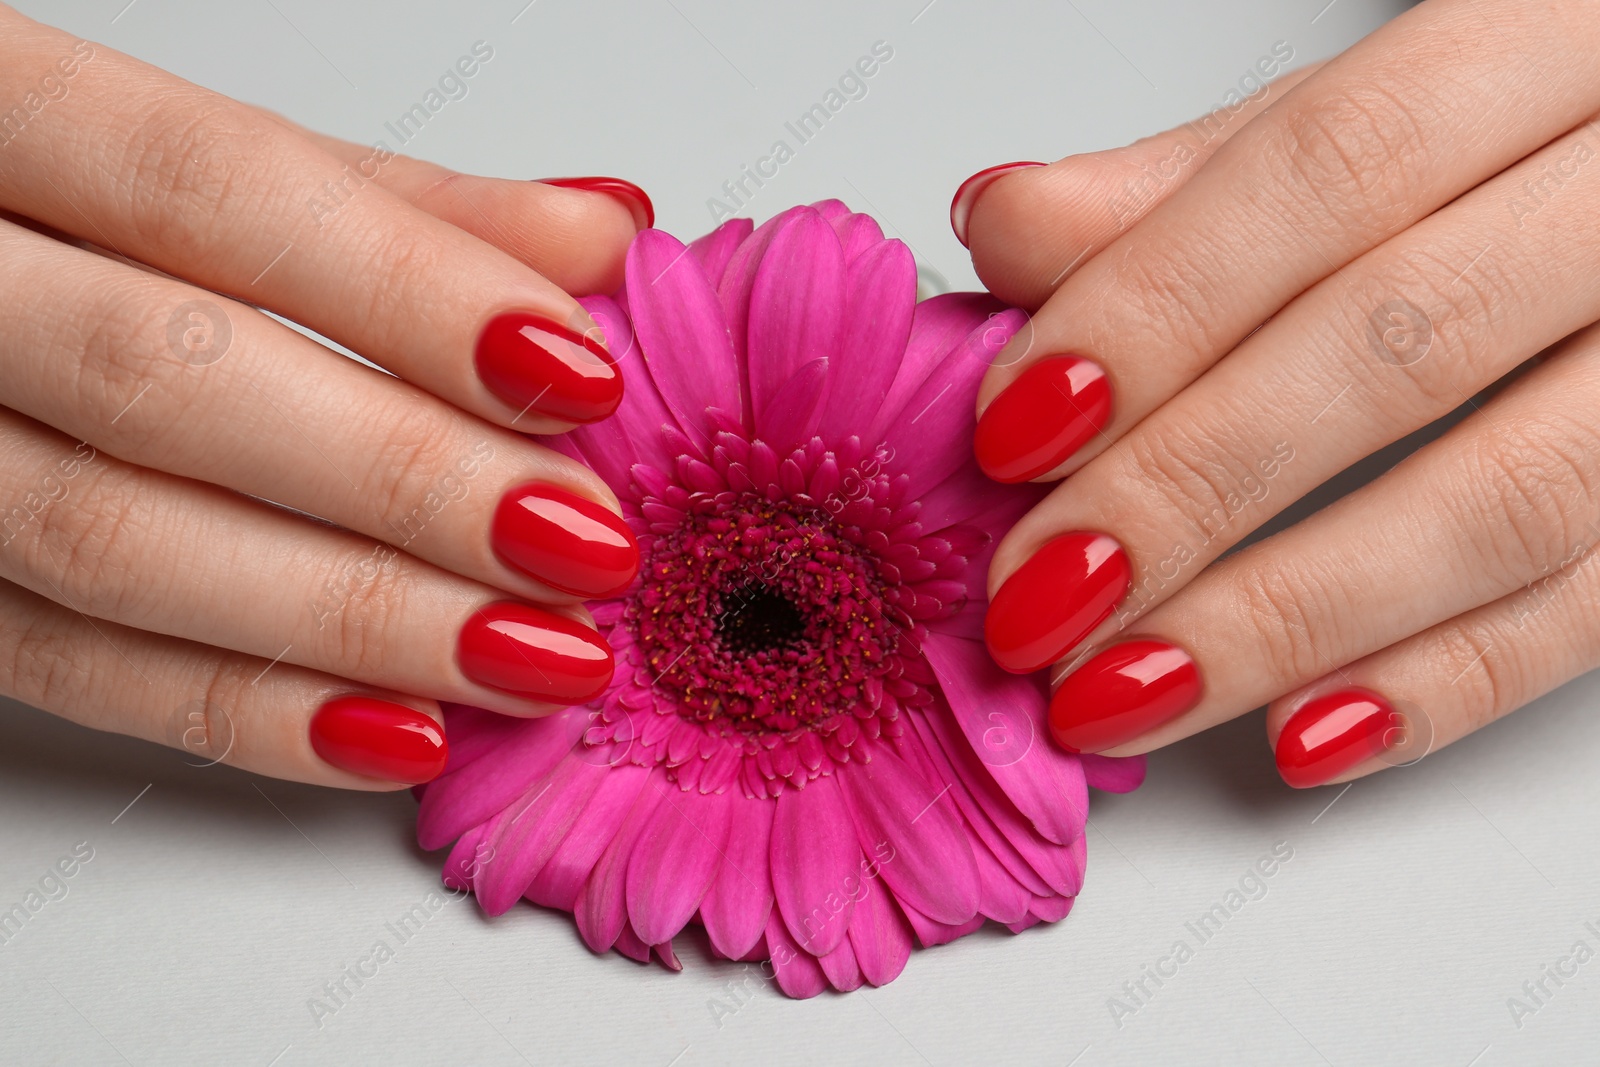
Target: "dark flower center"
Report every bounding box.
[715,585,807,654]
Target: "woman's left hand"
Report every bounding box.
[956,0,1600,788]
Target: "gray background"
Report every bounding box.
[6,0,1596,1064]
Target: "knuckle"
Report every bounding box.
[192,658,258,767]
[363,403,469,548]
[1464,415,1600,582]
[1430,622,1513,733]
[2,608,90,712]
[1103,246,1231,363]
[1269,84,1428,234]
[119,93,277,261]
[1117,409,1264,549]
[313,543,413,679]
[20,468,154,621]
[1233,557,1352,684]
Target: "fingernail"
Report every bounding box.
[491,482,639,598]
[975,355,1111,483]
[458,601,614,704]
[309,696,448,784]
[1275,687,1402,789]
[537,176,655,229]
[950,161,1046,247]
[475,312,621,424]
[1048,639,1200,753]
[986,532,1130,674]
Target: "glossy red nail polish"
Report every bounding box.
[986,532,1130,674]
[458,601,614,704]
[1275,688,1402,789]
[537,176,655,229]
[1048,639,1200,754]
[492,482,639,598]
[950,161,1046,247]
[309,696,447,784]
[475,312,621,424]
[975,355,1111,483]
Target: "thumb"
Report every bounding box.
[959,62,1320,310]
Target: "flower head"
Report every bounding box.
[416,201,1145,997]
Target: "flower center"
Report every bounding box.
[626,485,903,738]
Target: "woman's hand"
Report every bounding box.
[958,0,1600,787]
[0,7,650,789]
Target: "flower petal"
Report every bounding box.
[846,879,914,987]
[747,209,845,435]
[765,914,829,999]
[477,757,608,915]
[689,217,754,288]
[561,295,683,487]
[974,839,1032,924]
[899,903,986,948]
[417,713,581,851]
[817,938,864,992]
[771,773,862,956]
[699,797,776,960]
[839,745,979,926]
[881,309,1029,498]
[625,229,743,429]
[816,239,916,441]
[626,786,735,945]
[1081,753,1148,793]
[923,632,1087,846]
[756,358,829,454]
[524,763,650,911]
[575,773,669,952]
[868,293,1002,442]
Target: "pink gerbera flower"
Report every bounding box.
[415,201,1145,998]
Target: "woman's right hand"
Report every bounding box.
[0,6,651,789]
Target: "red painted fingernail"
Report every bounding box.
[458,601,614,704]
[1048,639,1200,754]
[309,696,447,784]
[976,355,1111,483]
[492,482,639,598]
[950,161,1045,247]
[986,532,1130,674]
[538,176,655,229]
[475,312,621,424]
[1275,687,1403,789]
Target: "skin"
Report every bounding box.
[0,5,644,789]
[968,0,1600,784]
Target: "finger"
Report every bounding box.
[0,409,614,716]
[0,219,637,605]
[261,107,651,295]
[958,59,1320,308]
[0,578,446,789]
[985,116,1600,670]
[973,0,1600,483]
[1040,327,1600,755]
[1267,522,1600,789]
[0,12,622,434]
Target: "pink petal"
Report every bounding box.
[625,229,743,429]
[881,309,1029,498]
[923,633,1087,846]
[477,757,608,915]
[1028,894,1076,923]
[689,217,754,288]
[839,746,979,926]
[699,798,776,960]
[1081,753,1148,793]
[437,705,524,774]
[417,712,582,851]
[846,880,913,987]
[654,940,683,972]
[626,785,735,945]
[614,923,651,963]
[575,773,669,952]
[811,198,851,221]
[771,773,862,956]
[756,358,829,454]
[764,914,829,999]
[973,839,1032,924]
[524,763,650,910]
[828,212,887,264]
[817,938,864,992]
[816,239,916,441]
[441,822,490,892]
[899,902,986,948]
[564,296,683,488]
[867,293,1002,443]
[747,209,845,438]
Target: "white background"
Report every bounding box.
[7,0,1597,1064]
